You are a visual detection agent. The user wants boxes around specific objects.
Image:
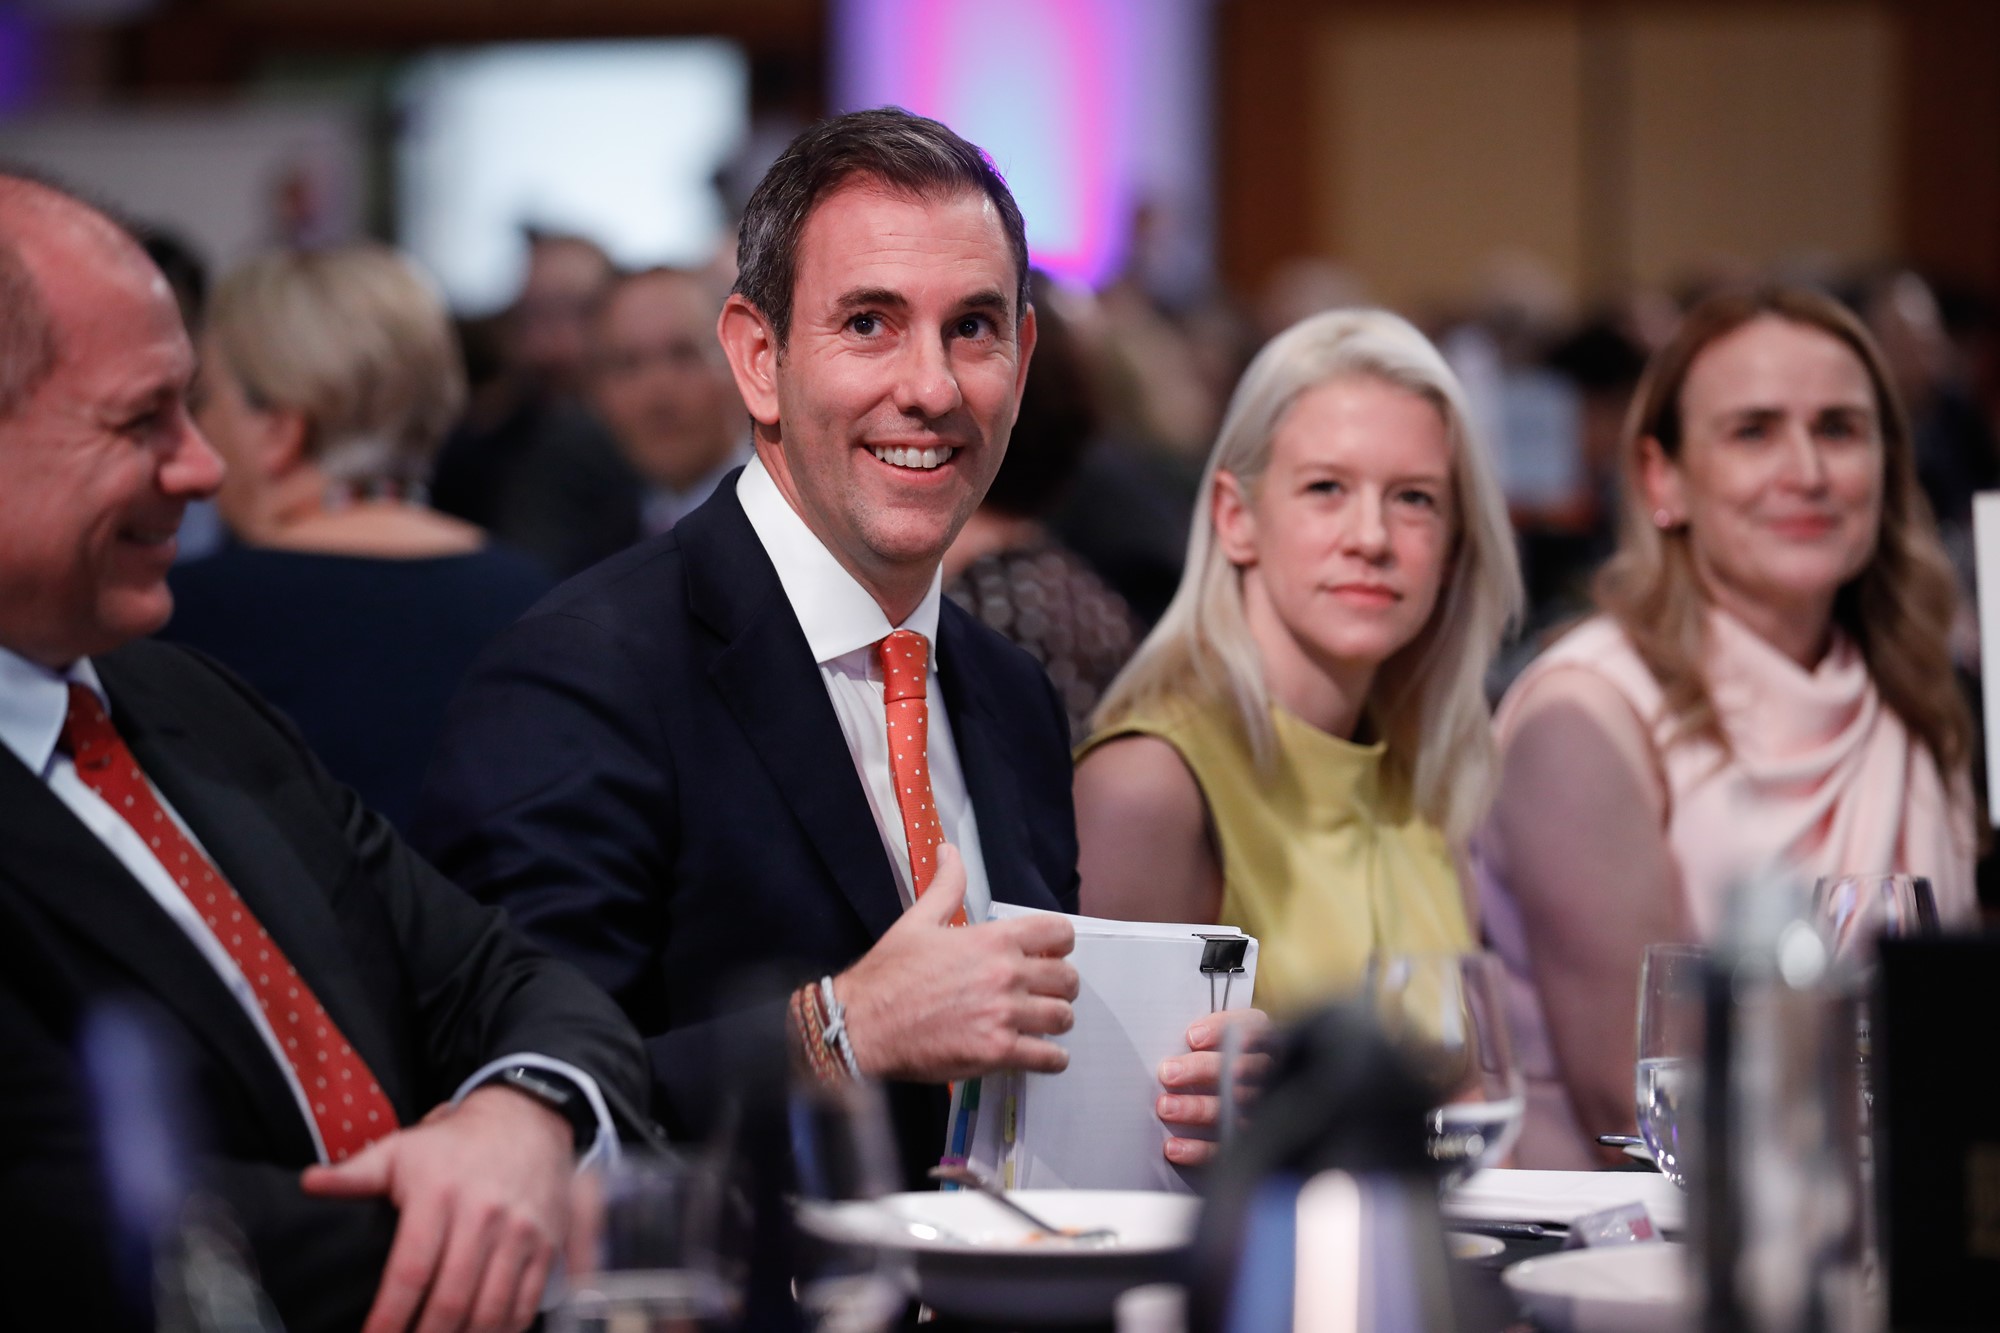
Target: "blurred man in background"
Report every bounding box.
[586,266,752,538]
[430,229,635,576]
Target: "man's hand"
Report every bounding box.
[300,1085,576,1333]
[838,844,1078,1082]
[1157,1008,1273,1166]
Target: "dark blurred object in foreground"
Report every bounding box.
[1876,935,2000,1328]
[1189,1003,1468,1333]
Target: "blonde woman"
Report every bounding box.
[1478,284,1976,1168]
[1074,309,1524,1016]
[164,246,550,829]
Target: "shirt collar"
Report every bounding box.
[0,644,108,778]
[734,454,942,665]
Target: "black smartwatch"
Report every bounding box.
[479,1065,596,1151]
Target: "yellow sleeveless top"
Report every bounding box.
[1078,694,1470,1016]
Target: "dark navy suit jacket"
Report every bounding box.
[413,475,1080,1184]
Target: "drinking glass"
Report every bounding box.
[786,1077,910,1333]
[1364,951,1524,1190]
[1635,943,1706,1190]
[554,1152,744,1333]
[1813,872,1940,1129]
[1811,873,1940,964]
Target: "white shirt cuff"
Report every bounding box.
[451,1053,621,1172]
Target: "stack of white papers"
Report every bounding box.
[946,907,1259,1194]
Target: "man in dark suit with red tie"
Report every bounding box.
[0,176,650,1333]
[415,109,1246,1186]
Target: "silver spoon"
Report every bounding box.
[927,1164,1119,1247]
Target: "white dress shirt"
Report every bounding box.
[0,645,615,1165]
[735,455,994,922]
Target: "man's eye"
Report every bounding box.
[849,313,881,336]
[953,314,995,339]
[1732,421,1770,442]
[1306,479,1342,496]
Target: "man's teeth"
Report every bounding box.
[870,445,955,470]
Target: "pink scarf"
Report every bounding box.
[1506,610,1974,932]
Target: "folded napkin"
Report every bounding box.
[1443,1168,1685,1233]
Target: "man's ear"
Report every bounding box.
[1637,436,1684,524]
[1212,469,1259,567]
[1012,301,1038,404]
[717,294,782,428]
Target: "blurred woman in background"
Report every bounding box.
[1074,308,1523,1016]
[164,245,550,830]
[1479,284,1976,1168]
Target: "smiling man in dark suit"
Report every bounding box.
[0,176,650,1333]
[416,109,1244,1185]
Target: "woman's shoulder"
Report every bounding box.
[1499,616,1662,727]
[1078,689,1239,766]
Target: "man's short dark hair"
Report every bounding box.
[732,107,1030,349]
[0,232,56,422]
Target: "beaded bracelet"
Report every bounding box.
[818,975,862,1079]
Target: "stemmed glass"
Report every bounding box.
[785,1076,911,1333]
[1635,943,1706,1190]
[554,1151,744,1333]
[1813,872,1941,1129]
[1811,874,1940,964]
[1364,951,1525,1190]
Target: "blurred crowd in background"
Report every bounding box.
[7,0,1997,902]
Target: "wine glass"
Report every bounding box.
[1811,873,1940,964]
[554,1151,744,1333]
[1813,872,1939,1130]
[785,1076,910,1333]
[1364,951,1524,1190]
[1635,942,1706,1190]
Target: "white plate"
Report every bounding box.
[799,1189,1199,1323]
[1502,1242,1690,1333]
[1446,1169,1685,1234]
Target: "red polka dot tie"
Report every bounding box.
[60,684,399,1162]
[877,631,966,925]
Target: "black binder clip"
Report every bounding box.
[1197,934,1249,1012]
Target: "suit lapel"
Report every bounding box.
[0,738,319,1160]
[936,609,1064,913]
[679,489,906,941]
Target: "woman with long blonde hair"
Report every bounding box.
[1478,283,1976,1168]
[1074,308,1523,1016]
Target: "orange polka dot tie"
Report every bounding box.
[60,684,400,1162]
[877,631,966,925]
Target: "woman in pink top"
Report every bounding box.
[1478,284,1977,1168]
